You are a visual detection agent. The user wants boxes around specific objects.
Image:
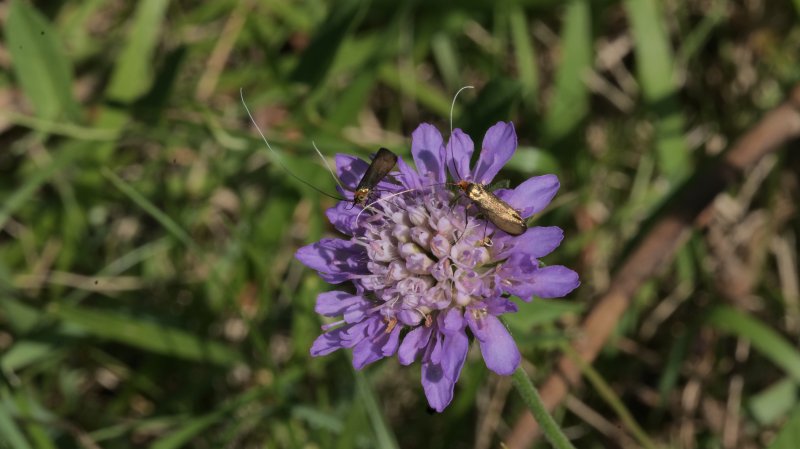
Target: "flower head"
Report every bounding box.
[296,122,579,411]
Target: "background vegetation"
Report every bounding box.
[1,0,799,447]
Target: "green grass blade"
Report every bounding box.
[658,330,690,404]
[5,0,80,121]
[749,378,798,426]
[504,297,583,332]
[105,0,171,102]
[0,296,43,335]
[563,345,659,449]
[290,0,365,88]
[624,0,674,102]
[625,0,689,180]
[1,341,55,374]
[16,394,56,449]
[708,306,800,382]
[50,304,240,366]
[675,0,726,66]
[291,405,343,433]
[0,148,79,231]
[354,370,399,449]
[508,7,538,107]
[0,399,32,449]
[0,112,120,141]
[431,33,461,90]
[150,413,221,449]
[504,146,561,176]
[379,64,453,117]
[768,405,800,449]
[462,77,522,138]
[335,398,368,449]
[102,168,197,251]
[150,387,270,449]
[542,0,592,144]
[327,71,378,127]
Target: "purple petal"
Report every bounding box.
[485,297,518,315]
[396,156,421,189]
[427,325,445,365]
[421,328,468,412]
[494,253,541,300]
[310,319,372,356]
[315,291,365,317]
[382,325,402,356]
[375,178,404,193]
[352,320,401,369]
[295,238,368,283]
[498,257,580,300]
[325,202,359,235]
[445,129,474,181]
[343,306,369,324]
[487,233,515,259]
[527,265,580,298]
[310,326,348,356]
[351,318,384,369]
[473,122,517,185]
[335,154,369,191]
[496,226,564,259]
[466,312,520,375]
[440,327,469,381]
[398,325,432,365]
[441,307,465,333]
[411,124,446,184]
[498,174,560,219]
[421,356,450,411]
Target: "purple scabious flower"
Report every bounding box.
[296,122,579,412]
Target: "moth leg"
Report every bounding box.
[453,201,474,246]
[479,220,493,247]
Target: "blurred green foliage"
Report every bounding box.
[1,0,800,447]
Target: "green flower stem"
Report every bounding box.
[511,366,577,449]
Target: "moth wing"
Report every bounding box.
[355,147,398,191]
[477,191,526,236]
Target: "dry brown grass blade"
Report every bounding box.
[506,84,800,449]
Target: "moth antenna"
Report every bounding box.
[311,140,346,193]
[449,85,474,138]
[448,85,473,181]
[354,187,420,227]
[239,88,343,201]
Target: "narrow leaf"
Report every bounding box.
[708,306,800,382]
[509,7,538,106]
[5,0,80,121]
[625,0,690,180]
[768,405,800,449]
[0,401,32,449]
[542,0,592,144]
[749,378,798,426]
[51,304,240,366]
[106,0,171,102]
[290,0,364,87]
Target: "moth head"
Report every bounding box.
[463,183,485,201]
[353,188,370,205]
